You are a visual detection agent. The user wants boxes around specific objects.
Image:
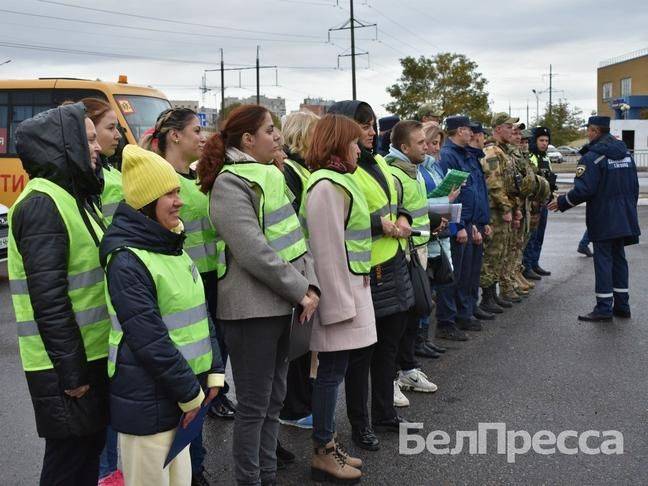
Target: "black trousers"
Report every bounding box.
[40,428,106,486]
[279,351,313,420]
[371,312,409,423]
[345,344,374,430]
[397,311,420,372]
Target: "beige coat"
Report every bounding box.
[306,179,377,352]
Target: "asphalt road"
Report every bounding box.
[1,206,647,485]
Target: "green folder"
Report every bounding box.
[428,169,470,198]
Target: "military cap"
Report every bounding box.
[532,126,551,139]
[469,122,487,134]
[588,116,610,128]
[521,129,532,139]
[515,122,527,130]
[491,112,519,127]
[445,115,471,130]
[418,103,443,119]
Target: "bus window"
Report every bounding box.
[114,95,171,142]
[0,99,7,155]
[8,90,55,154]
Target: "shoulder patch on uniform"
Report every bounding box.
[575,165,586,178]
[486,157,498,170]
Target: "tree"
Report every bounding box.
[537,100,586,146]
[386,53,491,123]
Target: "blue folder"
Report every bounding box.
[164,404,209,468]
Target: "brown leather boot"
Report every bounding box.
[517,271,535,289]
[333,433,363,469]
[513,273,530,291]
[311,440,362,484]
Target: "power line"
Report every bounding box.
[0,40,224,66]
[0,9,325,44]
[275,0,338,5]
[362,3,437,51]
[38,0,323,39]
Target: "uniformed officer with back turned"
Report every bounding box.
[548,116,640,321]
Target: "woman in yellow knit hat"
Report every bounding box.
[99,144,224,486]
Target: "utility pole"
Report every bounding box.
[548,64,553,120]
[508,101,511,116]
[220,48,225,116]
[350,0,356,99]
[526,100,529,127]
[256,46,261,105]
[328,1,375,100]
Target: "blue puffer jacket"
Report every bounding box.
[99,203,224,435]
[558,134,640,244]
[439,139,490,228]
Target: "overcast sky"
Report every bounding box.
[1,0,647,122]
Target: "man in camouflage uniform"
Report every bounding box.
[506,126,552,294]
[478,113,519,312]
[504,124,536,295]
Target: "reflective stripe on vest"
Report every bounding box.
[8,178,110,371]
[353,154,400,266]
[302,169,372,275]
[100,166,123,225]
[178,175,222,275]
[388,164,431,248]
[106,248,212,377]
[219,162,307,263]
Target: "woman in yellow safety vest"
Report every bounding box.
[8,102,109,485]
[82,98,123,227]
[303,114,377,483]
[197,104,320,486]
[327,100,415,451]
[100,145,224,486]
[277,110,320,435]
[81,97,124,484]
[140,107,233,482]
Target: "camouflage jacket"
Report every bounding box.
[481,141,516,214]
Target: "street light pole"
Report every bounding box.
[532,89,540,124]
[0,59,12,67]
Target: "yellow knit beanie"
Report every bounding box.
[121,144,180,210]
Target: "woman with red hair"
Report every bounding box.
[197,105,320,486]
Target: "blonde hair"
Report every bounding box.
[282,111,320,157]
[423,121,444,146]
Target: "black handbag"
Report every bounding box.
[407,238,434,318]
[426,237,455,285]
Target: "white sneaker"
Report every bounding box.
[398,369,438,393]
[393,380,410,407]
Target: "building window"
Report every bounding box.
[602,82,612,100]
[621,77,632,97]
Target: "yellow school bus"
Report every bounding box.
[0,76,171,207]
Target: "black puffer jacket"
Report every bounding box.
[328,100,414,318]
[99,203,224,435]
[11,102,109,439]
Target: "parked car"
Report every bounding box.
[547,145,564,164]
[0,203,8,261]
[556,145,579,156]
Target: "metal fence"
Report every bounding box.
[633,150,648,168]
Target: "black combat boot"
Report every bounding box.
[493,285,514,308]
[480,285,504,314]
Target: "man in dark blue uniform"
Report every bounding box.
[548,116,640,321]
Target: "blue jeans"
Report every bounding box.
[523,206,548,270]
[579,230,590,248]
[312,350,350,445]
[592,238,629,315]
[98,426,118,478]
